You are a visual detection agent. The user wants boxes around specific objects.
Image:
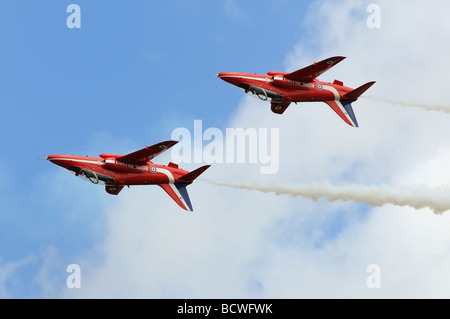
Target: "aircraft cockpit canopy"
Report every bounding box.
[68,166,115,185]
[237,83,283,102]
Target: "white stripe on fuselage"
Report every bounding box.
[48,158,105,165]
[156,167,191,211]
[322,85,356,127]
[322,85,340,100]
[219,75,273,83]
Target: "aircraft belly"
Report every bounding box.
[289,89,336,102]
[116,172,169,186]
[271,81,312,91]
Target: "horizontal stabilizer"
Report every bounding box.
[344,81,376,99]
[179,165,210,182]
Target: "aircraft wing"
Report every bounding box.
[270,101,291,114]
[105,185,124,195]
[116,140,178,164]
[284,56,346,82]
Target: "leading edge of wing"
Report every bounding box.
[116,140,178,164]
[284,56,346,82]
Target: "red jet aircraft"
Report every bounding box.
[218,56,375,127]
[47,141,209,211]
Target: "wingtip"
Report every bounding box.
[327,56,346,62]
[333,56,346,63]
[156,140,179,149]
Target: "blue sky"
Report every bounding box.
[3,0,450,299]
[0,0,313,298]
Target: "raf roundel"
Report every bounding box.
[150,166,157,173]
[317,83,323,90]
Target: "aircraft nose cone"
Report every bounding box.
[46,155,66,165]
[217,72,237,84]
[46,155,61,166]
[217,72,236,78]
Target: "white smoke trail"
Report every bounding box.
[206,180,450,215]
[362,96,450,114]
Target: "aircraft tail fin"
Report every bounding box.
[158,165,209,211]
[324,100,359,127]
[343,81,376,99]
[159,183,194,211]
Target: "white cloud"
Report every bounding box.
[0,257,33,298]
[33,247,62,298]
[54,0,450,298]
[255,206,450,298]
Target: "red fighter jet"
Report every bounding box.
[47,141,209,211]
[218,56,375,127]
